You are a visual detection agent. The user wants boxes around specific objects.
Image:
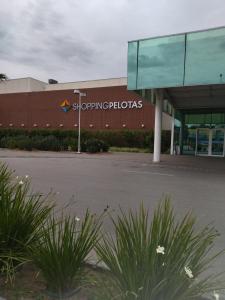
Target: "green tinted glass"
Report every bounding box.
[188,114,211,124]
[128,27,225,90]
[127,42,138,90]
[137,35,185,89]
[185,28,225,85]
[211,113,225,124]
[185,114,202,124]
[185,113,225,125]
[183,129,196,155]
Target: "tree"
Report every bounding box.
[0,74,8,81]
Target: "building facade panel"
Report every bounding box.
[0,85,157,130]
[0,78,46,94]
[45,77,127,91]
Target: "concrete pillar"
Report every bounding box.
[179,114,185,155]
[208,129,212,156]
[170,108,175,155]
[153,90,163,162]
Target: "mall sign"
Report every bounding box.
[72,100,143,111]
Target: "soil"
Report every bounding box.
[0,264,213,300]
[0,264,90,300]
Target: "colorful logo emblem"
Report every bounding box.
[60,99,71,112]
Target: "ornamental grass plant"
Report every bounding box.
[0,164,53,281]
[30,211,101,298]
[95,199,224,300]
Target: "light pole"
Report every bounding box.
[73,89,86,154]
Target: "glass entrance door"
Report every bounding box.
[211,129,225,156]
[196,128,225,156]
[196,129,209,155]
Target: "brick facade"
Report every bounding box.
[0,86,155,130]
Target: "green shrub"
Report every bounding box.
[0,136,32,151]
[30,136,43,150]
[85,138,109,153]
[0,129,29,139]
[95,199,223,300]
[99,140,109,152]
[144,131,154,151]
[109,147,149,153]
[62,137,78,151]
[35,135,61,151]
[0,137,18,149]
[30,211,101,297]
[5,136,20,149]
[18,136,32,151]
[85,138,101,153]
[0,129,170,153]
[0,164,53,279]
[95,131,126,147]
[29,129,54,138]
[14,136,32,151]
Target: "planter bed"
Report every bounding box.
[0,263,95,300]
[0,263,214,300]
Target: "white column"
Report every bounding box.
[153,90,163,162]
[195,129,198,156]
[170,108,175,155]
[77,93,81,154]
[208,129,212,156]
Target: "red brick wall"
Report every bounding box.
[0,86,155,130]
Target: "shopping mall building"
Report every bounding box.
[1,26,225,161]
[128,26,225,161]
[0,77,171,131]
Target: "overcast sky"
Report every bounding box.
[1,0,225,83]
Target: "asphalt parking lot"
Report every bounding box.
[1,149,225,276]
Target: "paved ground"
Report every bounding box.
[1,149,225,278]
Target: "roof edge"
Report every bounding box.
[128,25,225,43]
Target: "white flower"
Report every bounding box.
[25,175,29,179]
[184,266,194,278]
[156,246,165,255]
[16,176,19,179]
[213,291,220,300]
[162,262,165,267]
[75,217,80,222]
[18,180,24,185]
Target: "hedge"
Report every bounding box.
[0,129,171,153]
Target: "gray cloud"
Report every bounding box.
[0,0,225,82]
[139,55,165,68]
[48,35,97,64]
[0,30,7,39]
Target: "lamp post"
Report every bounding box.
[73,89,86,153]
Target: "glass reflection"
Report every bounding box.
[127,42,138,90]
[212,129,224,156]
[185,28,225,86]
[137,35,185,89]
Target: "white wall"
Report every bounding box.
[0,78,30,94]
[28,78,46,92]
[0,78,46,94]
[45,77,127,91]
[0,77,127,93]
[162,112,172,131]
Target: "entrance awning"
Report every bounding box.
[165,84,225,112]
[127,26,225,161]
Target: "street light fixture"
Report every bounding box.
[73,89,86,153]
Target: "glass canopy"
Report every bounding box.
[128,27,225,90]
